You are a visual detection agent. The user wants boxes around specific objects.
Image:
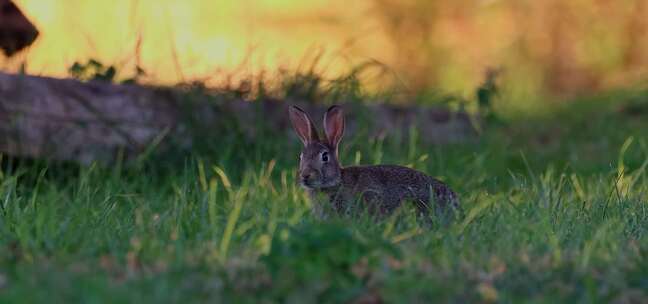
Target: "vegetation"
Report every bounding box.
[2,1,647,302]
[0,82,647,302]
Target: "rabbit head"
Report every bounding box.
[288,105,345,189]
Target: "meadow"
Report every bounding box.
[1,87,647,303]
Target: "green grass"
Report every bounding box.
[1,91,648,303]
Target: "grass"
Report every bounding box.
[1,89,648,303]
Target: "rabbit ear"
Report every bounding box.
[323,105,345,154]
[288,106,320,146]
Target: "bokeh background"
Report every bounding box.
[3,0,648,103]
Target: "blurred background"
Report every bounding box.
[2,0,647,106]
[3,2,648,303]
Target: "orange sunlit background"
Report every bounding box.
[3,0,648,100]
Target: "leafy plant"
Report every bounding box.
[476,68,501,122]
[262,222,401,302]
[68,59,146,83]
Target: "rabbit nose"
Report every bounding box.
[301,172,313,182]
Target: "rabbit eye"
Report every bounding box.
[321,151,329,162]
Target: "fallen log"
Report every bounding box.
[0,72,478,164]
[0,72,180,163]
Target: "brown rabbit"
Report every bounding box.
[288,105,460,219]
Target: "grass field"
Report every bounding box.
[1,89,647,303]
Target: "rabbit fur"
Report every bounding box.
[288,105,459,219]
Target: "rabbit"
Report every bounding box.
[288,104,460,220]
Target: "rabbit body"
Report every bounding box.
[309,165,458,217]
[289,105,459,218]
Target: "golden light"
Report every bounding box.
[3,1,647,97]
[7,0,393,86]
